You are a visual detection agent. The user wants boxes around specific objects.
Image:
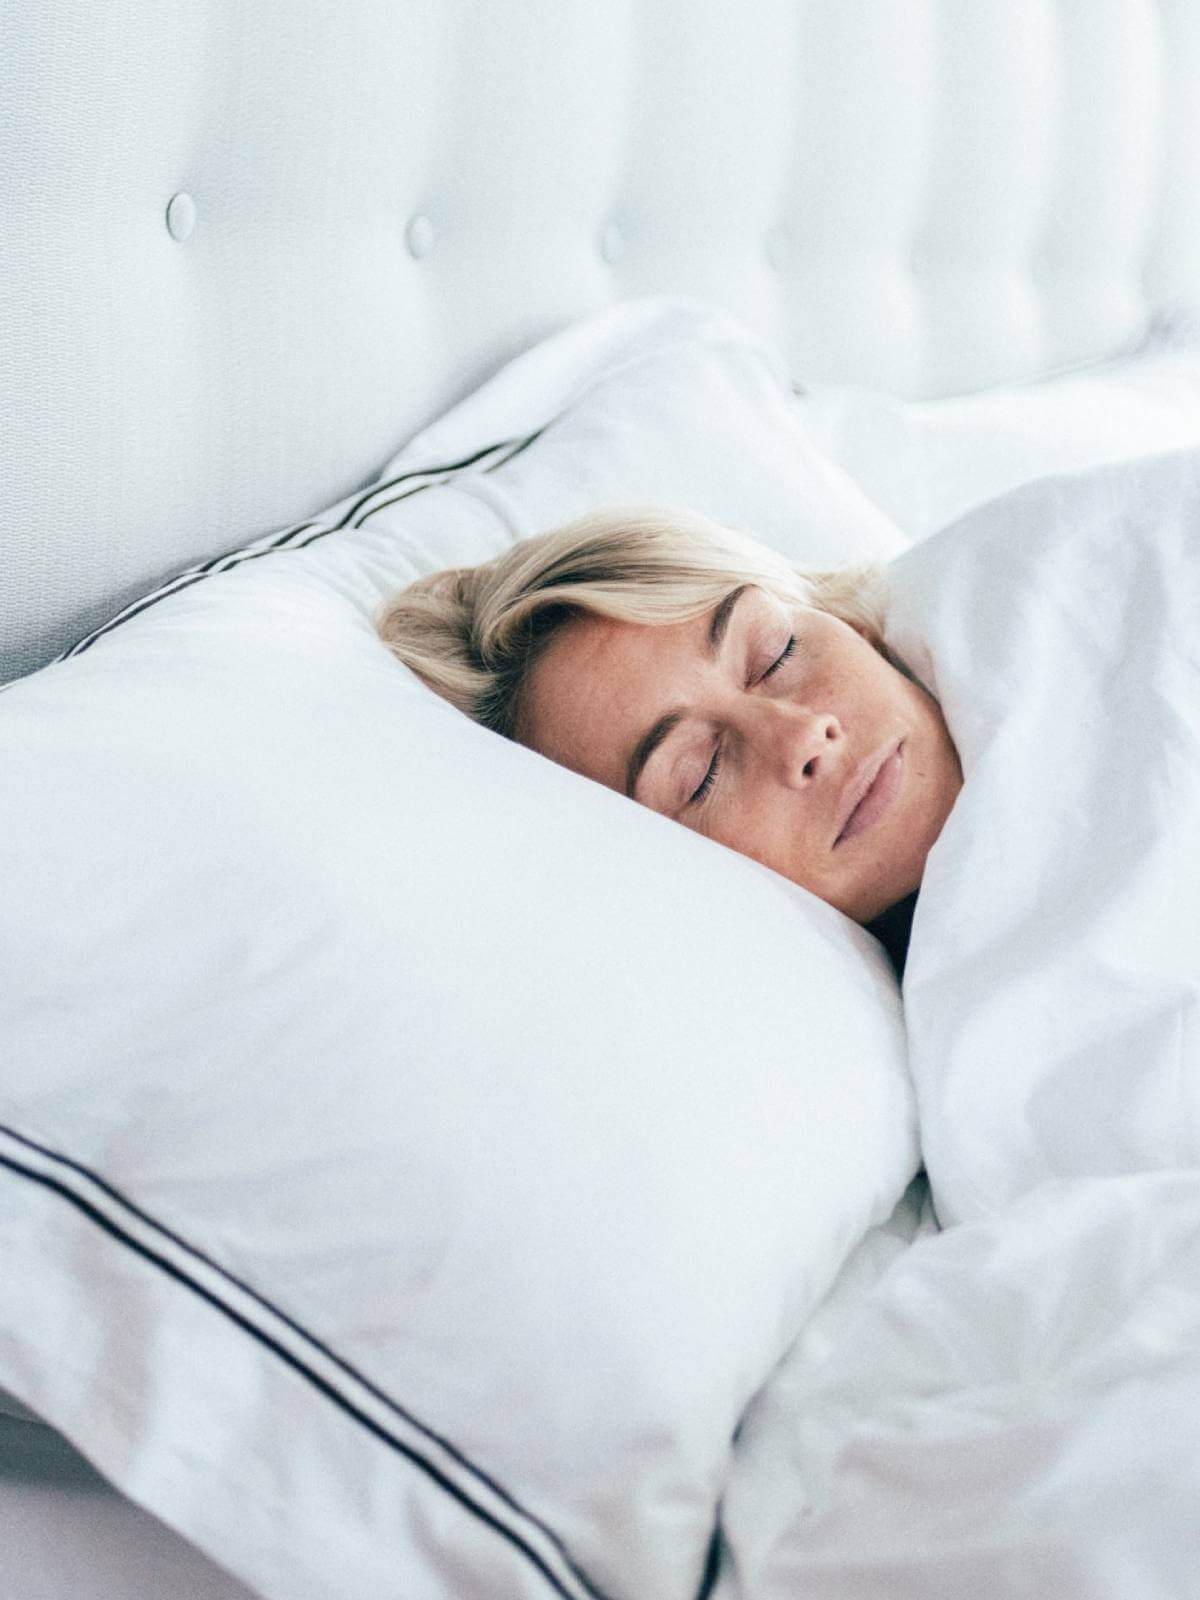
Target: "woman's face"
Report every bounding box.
[517,584,962,923]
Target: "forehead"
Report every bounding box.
[519,610,695,785]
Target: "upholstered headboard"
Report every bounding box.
[5,0,1200,682]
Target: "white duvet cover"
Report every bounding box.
[716,1171,1200,1599]
[892,446,1200,1221]
[716,447,1200,1598]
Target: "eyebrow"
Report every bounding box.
[623,585,751,799]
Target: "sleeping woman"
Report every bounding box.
[375,505,963,976]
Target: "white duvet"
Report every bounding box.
[716,448,1200,1598]
[717,1172,1200,1598]
[894,445,1200,1222]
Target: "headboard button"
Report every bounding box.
[165,192,196,242]
[406,214,436,260]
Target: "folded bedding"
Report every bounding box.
[715,1170,1200,1600]
[885,445,1200,1224]
[797,342,1200,541]
[709,446,1200,1598]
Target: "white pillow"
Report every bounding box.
[883,446,1200,1225]
[0,300,916,1600]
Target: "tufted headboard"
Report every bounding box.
[5,0,1200,682]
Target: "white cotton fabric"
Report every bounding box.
[705,446,1200,1600]
[0,1413,257,1600]
[715,1170,1200,1600]
[0,300,916,1600]
[797,342,1200,542]
[884,446,1200,1225]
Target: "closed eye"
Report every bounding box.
[761,635,796,680]
[688,745,722,806]
[687,635,795,807]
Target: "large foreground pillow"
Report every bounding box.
[884,446,1200,1225]
[0,300,916,1600]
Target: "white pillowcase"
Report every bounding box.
[883,446,1200,1225]
[0,300,916,1600]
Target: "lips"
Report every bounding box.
[833,741,904,847]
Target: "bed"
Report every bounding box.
[4,4,1200,1598]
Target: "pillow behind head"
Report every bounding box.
[0,298,916,1600]
[57,295,906,673]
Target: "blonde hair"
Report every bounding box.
[375,505,888,741]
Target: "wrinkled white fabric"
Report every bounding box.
[888,447,1200,1224]
[0,300,915,1600]
[717,1171,1200,1600]
[796,344,1200,542]
[716,450,1200,1598]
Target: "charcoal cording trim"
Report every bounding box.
[0,1122,609,1600]
[57,429,546,660]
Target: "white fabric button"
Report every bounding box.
[165,192,196,241]
[406,214,435,259]
[599,221,624,264]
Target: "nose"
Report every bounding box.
[752,701,843,788]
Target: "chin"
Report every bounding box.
[847,861,923,927]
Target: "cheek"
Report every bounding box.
[842,644,899,706]
[709,786,814,879]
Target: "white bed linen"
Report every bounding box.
[715,1171,1200,1599]
[797,341,1200,541]
[888,446,1200,1223]
[0,1413,256,1600]
[0,298,914,1600]
[8,344,1199,1597]
[714,444,1200,1598]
